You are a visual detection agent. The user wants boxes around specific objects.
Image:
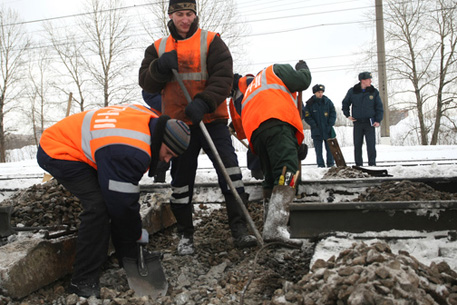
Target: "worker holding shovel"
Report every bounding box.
[240,62,312,244]
[37,105,191,298]
[139,0,257,256]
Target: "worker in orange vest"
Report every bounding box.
[37,104,190,297]
[139,0,256,255]
[241,61,311,243]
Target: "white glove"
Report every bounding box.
[137,228,149,244]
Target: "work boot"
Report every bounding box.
[224,193,257,249]
[233,234,258,248]
[263,185,302,247]
[177,233,195,255]
[68,280,100,298]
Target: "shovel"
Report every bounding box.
[172,69,264,246]
[122,244,168,298]
[0,205,70,238]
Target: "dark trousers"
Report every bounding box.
[313,138,334,167]
[353,121,377,166]
[170,122,245,236]
[252,124,299,190]
[37,146,110,284]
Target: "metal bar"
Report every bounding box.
[289,200,457,239]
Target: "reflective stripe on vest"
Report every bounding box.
[81,105,156,165]
[154,29,228,125]
[157,30,209,81]
[241,65,304,148]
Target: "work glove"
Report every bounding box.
[295,60,309,71]
[137,228,149,244]
[157,50,178,75]
[298,143,308,160]
[185,98,210,125]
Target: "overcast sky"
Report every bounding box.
[0,0,378,109]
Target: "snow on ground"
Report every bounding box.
[1,144,457,271]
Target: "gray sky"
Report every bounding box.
[1,0,378,109]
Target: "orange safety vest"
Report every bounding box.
[154,29,228,126]
[228,75,254,140]
[241,65,304,150]
[40,105,158,169]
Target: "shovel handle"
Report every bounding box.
[172,69,264,246]
[138,244,148,277]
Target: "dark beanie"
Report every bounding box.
[163,119,191,155]
[312,84,325,93]
[168,0,196,14]
[358,71,372,81]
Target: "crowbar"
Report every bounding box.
[172,69,264,246]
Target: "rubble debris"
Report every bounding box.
[1,178,456,304]
[273,241,457,305]
[323,166,371,179]
[358,180,457,202]
[1,179,81,228]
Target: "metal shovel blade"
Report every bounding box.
[122,246,168,298]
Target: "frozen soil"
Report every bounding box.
[1,172,457,305]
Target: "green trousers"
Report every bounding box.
[252,124,299,190]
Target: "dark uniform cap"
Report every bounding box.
[168,0,197,14]
[312,84,325,93]
[163,119,191,155]
[358,72,372,80]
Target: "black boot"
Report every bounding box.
[170,203,195,255]
[68,280,100,298]
[224,193,257,249]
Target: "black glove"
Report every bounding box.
[295,60,309,71]
[157,50,178,75]
[298,143,308,160]
[185,98,210,125]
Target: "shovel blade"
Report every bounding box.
[123,254,168,298]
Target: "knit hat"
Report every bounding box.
[312,84,325,93]
[168,0,196,14]
[163,119,191,155]
[358,72,372,81]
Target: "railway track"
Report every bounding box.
[1,158,456,182]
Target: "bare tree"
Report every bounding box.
[79,0,136,107]
[44,22,90,112]
[385,0,457,145]
[0,7,30,162]
[141,0,249,72]
[26,49,52,147]
[429,0,457,145]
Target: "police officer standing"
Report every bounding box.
[342,72,384,166]
[303,84,336,168]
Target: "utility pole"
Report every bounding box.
[375,0,390,140]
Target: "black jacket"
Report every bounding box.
[342,83,383,123]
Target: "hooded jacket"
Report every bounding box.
[139,17,233,126]
[342,83,384,123]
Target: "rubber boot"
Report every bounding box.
[263,185,302,247]
[224,193,257,249]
